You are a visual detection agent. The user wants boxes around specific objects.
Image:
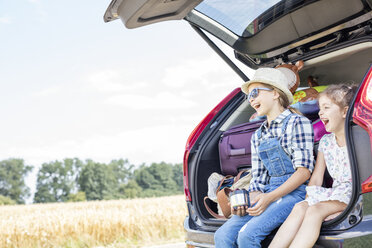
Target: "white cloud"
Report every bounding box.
[79,124,191,165]
[162,56,223,87]
[161,55,241,93]
[6,124,193,167]
[105,91,197,110]
[180,90,199,98]
[84,69,148,93]
[27,0,41,4]
[0,17,11,24]
[32,85,61,97]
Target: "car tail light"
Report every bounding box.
[362,175,372,194]
[183,88,241,201]
[353,66,372,194]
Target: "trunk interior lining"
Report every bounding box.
[196,42,371,221]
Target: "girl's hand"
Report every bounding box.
[232,191,261,216]
[249,191,262,202]
[231,205,249,216]
[247,193,274,216]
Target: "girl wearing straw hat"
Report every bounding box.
[214,67,314,248]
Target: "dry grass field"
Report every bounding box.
[0,195,187,248]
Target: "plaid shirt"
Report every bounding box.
[249,109,314,193]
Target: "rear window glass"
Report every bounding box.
[195,0,281,36]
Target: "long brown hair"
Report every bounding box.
[318,83,358,109]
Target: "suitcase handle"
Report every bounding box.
[228,147,246,156]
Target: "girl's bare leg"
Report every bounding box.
[289,201,346,248]
[324,211,343,221]
[269,201,309,248]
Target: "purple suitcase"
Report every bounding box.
[219,116,327,176]
[219,119,264,176]
[313,118,329,142]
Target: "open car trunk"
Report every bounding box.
[188,40,372,238]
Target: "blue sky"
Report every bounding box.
[0,0,253,197]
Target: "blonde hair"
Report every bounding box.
[318,83,358,109]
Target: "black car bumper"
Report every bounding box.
[184,215,372,248]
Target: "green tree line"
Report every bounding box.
[0,158,183,204]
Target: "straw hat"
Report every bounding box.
[241,67,294,104]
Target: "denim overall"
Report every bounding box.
[215,114,306,248]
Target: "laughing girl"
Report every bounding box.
[214,67,314,248]
[270,84,358,248]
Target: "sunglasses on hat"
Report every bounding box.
[247,87,273,101]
